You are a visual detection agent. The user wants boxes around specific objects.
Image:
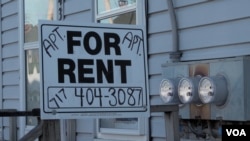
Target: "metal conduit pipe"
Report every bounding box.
[167,0,182,62]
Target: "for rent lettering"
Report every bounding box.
[58,59,131,83]
[57,30,132,84]
[67,31,121,55]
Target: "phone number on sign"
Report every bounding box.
[47,87,144,109]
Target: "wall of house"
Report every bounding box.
[1,0,250,140]
[148,0,250,140]
[1,0,21,140]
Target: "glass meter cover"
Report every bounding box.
[160,79,175,103]
[198,77,215,104]
[198,75,228,106]
[178,78,193,103]
[178,77,201,104]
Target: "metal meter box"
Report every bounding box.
[161,63,191,119]
[161,56,250,121]
[209,57,250,121]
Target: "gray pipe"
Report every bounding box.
[167,0,182,62]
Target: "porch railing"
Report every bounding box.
[0,109,41,141]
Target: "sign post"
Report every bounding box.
[39,21,149,119]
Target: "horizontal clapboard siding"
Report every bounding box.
[148,0,172,140]
[177,0,250,61]
[64,0,93,22]
[148,0,250,140]
[1,0,20,140]
[148,0,250,61]
[1,0,20,109]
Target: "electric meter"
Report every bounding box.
[198,75,228,106]
[159,78,180,104]
[178,77,201,104]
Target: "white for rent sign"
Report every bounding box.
[39,21,149,119]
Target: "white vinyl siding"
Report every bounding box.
[64,0,93,22]
[1,0,20,140]
[147,0,250,140]
[1,0,249,140]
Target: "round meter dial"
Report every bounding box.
[198,75,228,106]
[160,79,175,103]
[178,78,194,104]
[178,77,201,104]
[198,77,215,104]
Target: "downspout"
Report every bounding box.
[167,0,182,62]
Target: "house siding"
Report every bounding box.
[148,0,250,140]
[64,0,93,22]
[1,0,20,140]
[0,0,250,140]
[176,0,250,60]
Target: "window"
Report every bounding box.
[98,118,145,135]
[95,0,147,140]
[25,0,54,43]
[24,0,55,126]
[96,0,136,24]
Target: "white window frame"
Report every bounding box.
[96,117,147,141]
[95,0,145,25]
[19,0,59,136]
[98,118,145,135]
[94,0,147,141]
[96,3,136,22]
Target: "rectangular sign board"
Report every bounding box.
[39,21,149,119]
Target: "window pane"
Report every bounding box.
[97,0,136,14]
[100,118,138,129]
[26,49,40,125]
[24,0,54,43]
[98,11,136,24]
[24,0,54,125]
